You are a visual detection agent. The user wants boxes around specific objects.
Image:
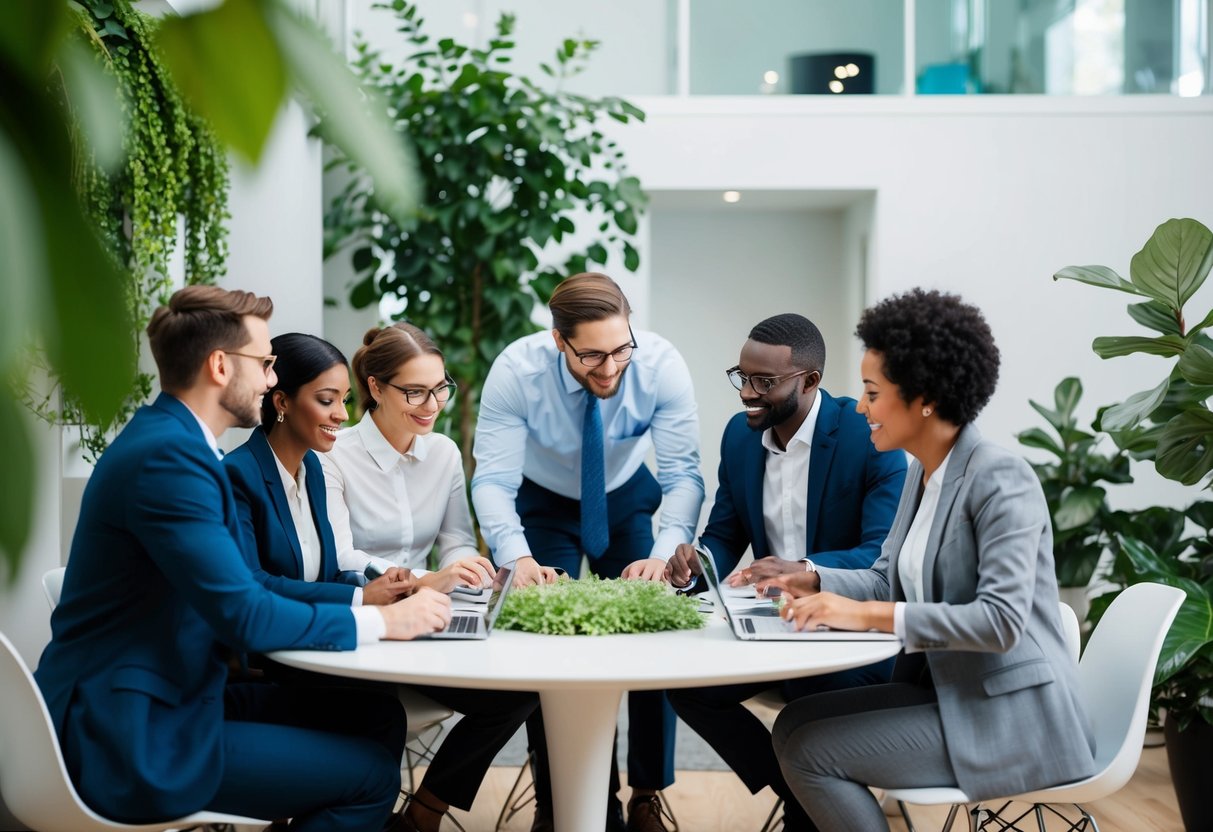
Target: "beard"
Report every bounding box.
[570,358,629,400]
[219,366,263,429]
[746,384,800,433]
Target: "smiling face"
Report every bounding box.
[219,315,276,429]
[370,352,448,445]
[857,348,924,453]
[553,315,633,399]
[275,363,350,453]
[736,339,818,434]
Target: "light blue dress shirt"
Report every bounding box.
[471,329,705,565]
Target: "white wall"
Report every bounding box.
[610,96,1213,513]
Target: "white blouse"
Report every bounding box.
[893,448,953,643]
[321,413,481,576]
[272,451,320,582]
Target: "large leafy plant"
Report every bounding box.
[324,0,648,473]
[1055,217,1213,729]
[1017,377,1132,587]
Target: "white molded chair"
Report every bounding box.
[41,567,66,610]
[886,583,1185,832]
[0,630,266,832]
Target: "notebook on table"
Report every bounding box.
[420,565,515,640]
[696,549,900,642]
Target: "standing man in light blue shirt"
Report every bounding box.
[472,272,705,832]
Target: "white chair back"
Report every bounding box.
[1073,581,1184,795]
[1058,600,1081,664]
[0,631,265,831]
[42,567,66,611]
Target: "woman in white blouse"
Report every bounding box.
[323,322,537,832]
[761,290,1095,832]
[323,323,495,591]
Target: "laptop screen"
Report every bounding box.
[482,565,515,631]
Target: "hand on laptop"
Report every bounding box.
[664,544,703,587]
[362,567,415,606]
[726,556,806,587]
[417,556,497,593]
[779,592,894,634]
[757,571,821,599]
[380,588,452,640]
[621,557,667,582]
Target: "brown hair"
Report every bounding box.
[351,322,443,411]
[146,285,273,393]
[548,272,632,340]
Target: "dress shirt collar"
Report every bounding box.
[760,390,822,456]
[354,411,428,471]
[270,444,305,498]
[924,446,953,495]
[558,351,586,396]
[175,396,223,460]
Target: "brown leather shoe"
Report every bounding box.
[626,795,671,832]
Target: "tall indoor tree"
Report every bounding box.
[324,0,649,475]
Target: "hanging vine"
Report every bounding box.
[22,0,231,461]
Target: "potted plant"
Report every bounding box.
[1017,377,1132,621]
[1055,217,1213,831]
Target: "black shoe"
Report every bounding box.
[529,803,554,832]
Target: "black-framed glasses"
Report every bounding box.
[726,366,814,395]
[378,376,458,405]
[565,325,638,368]
[227,351,278,375]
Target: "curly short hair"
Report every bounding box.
[855,289,1000,426]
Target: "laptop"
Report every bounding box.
[421,565,515,640]
[696,549,900,642]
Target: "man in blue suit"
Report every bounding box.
[664,313,906,832]
[35,286,451,831]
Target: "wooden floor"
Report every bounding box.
[435,746,1182,831]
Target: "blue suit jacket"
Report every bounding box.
[699,390,907,576]
[34,394,356,823]
[225,430,355,605]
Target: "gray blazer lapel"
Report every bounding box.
[920,424,982,601]
[886,458,920,602]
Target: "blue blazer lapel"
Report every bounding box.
[249,430,305,577]
[804,391,840,551]
[303,451,339,581]
[920,424,981,600]
[743,433,768,557]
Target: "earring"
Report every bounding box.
[922,407,933,417]
[276,411,284,423]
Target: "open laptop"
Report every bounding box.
[696,549,900,642]
[421,565,515,640]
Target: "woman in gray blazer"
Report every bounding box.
[761,289,1096,832]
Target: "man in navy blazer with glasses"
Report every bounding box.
[35,286,450,831]
[664,313,906,832]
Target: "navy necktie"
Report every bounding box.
[580,393,609,558]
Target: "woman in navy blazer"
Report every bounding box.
[227,333,537,832]
[226,334,413,607]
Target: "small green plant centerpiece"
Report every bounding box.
[498,576,704,636]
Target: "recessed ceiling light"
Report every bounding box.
[829,80,844,93]
[834,66,848,80]
[846,63,860,77]
[722,191,741,204]
[763,70,779,85]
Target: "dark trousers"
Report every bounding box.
[210,681,405,832]
[668,658,896,832]
[516,471,676,795]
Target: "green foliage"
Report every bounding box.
[3,0,419,580]
[498,576,704,636]
[1057,217,1213,729]
[1017,377,1132,587]
[323,1,647,470]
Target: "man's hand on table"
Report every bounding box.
[621,557,668,582]
[664,543,703,588]
[511,555,559,587]
[379,588,451,639]
[726,556,808,587]
[416,556,497,593]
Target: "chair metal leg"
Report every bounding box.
[899,800,919,832]
[758,797,783,832]
[496,755,537,831]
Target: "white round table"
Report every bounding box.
[272,615,900,832]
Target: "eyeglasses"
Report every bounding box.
[726,366,815,395]
[227,351,278,375]
[378,376,458,406]
[565,325,638,368]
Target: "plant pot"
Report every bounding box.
[1165,715,1213,831]
[1057,586,1090,629]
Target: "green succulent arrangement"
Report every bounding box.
[497,576,705,636]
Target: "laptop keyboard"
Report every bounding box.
[741,617,793,634]
[447,615,480,634]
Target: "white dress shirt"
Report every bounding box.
[471,329,705,565]
[893,449,953,643]
[322,412,481,576]
[760,393,822,561]
[273,452,320,582]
